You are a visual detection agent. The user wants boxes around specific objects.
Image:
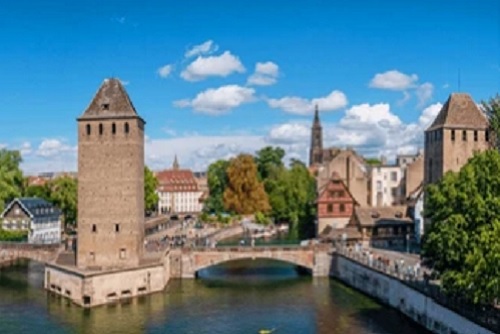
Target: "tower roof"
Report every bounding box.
[79,78,142,120]
[313,104,321,127]
[427,93,488,131]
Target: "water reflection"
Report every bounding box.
[0,260,428,334]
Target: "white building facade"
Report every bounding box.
[369,165,405,207]
[0,198,62,244]
[156,160,204,214]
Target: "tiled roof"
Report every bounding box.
[427,93,488,131]
[156,169,199,192]
[79,78,141,120]
[1,197,61,220]
[354,206,411,226]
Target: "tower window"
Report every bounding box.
[474,130,478,142]
[462,130,467,141]
[101,103,109,110]
[86,124,91,136]
[115,224,120,232]
[112,123,116,135]
[124,122,130,134]
[120,248,127,259]
[92,224,97,233]
[486,130,490,142]
[451,130,455,141]
[99,123,103,135]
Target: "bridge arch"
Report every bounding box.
[181,247,316,278]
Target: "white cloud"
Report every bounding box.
[341,103,401,127]
[418,103,443,128]
[19,142,32,156]
[369,70,418,90]
[416,82,434,107]
[267,90,348,115]
[247,61,279,86]
[185,40,218,58]
[157,64,173,78]
[174,85,255,115]
[180,51,245,81]
[36,139,75,158]
[266,122,310,144]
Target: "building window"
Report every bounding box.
[462,130,467,141]
[390,171,397,181]
[486,130,490,142]
[115,224,120,232]
[99,123,103,135]
[120,248,127,259]
[112,123,116,135]
[339,203,345,212]
[92,224,97,233]
[101,103,109,110]
[89,252,95,261]
[327,204,333,213]
[450,129,455,141]
[474,130,478,142]
[328,191,335,198]
[124,123,130,134]
[86,124,91,136]
[391,187,398,198]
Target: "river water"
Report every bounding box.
[0,260,428,334]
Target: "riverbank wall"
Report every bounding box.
[330,252,496,334]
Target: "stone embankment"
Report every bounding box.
[331,247,498,334]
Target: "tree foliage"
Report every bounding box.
[0,149,24,213]
[144,166,159,214]
[0,229,28,242]
[482,94,500,149]
[205,159,229,213]
[255,146,285,180]
[422,150,500,304]
[223,154,270,214]
[49,176,78,228]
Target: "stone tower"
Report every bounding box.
[424,93,489,185]
[309,105,323,167]
[77,78,145,270]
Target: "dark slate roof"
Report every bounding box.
[427,93,489,131]
[17,197,61,220]
[79,78,142,120]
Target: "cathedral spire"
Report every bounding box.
[173,155,180,170]
[309,105,323,167]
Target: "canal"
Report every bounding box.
[0,260,428,334]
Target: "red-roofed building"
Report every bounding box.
[156,156,204,214]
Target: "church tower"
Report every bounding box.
[77,78,145,270]
[424,93,489,186]
[309,105,323,167]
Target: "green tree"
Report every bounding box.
[255,146,285,180]
[482,94,500,149]
[205,159,229,213]
[49,176,78,229]
[422,150,500,304]
[24,183,52,200]
[144,166,159,214]
[365,157,382,166]
[0,149,24,213]
[223,154,270,214]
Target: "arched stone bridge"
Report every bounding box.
[0,242,61,267]
[169,244,333,278]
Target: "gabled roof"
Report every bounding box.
[79,78,142,120]
[427,93,488,131]
[1,197,61,220]
[156,169,199,192]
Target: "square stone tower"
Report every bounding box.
[424,93,490,185]
[77,78,145,270]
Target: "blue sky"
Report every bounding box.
[0,0,499,173]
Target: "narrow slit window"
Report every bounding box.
[86,124,91,136]
[112,123,116,135]
[474,130,478,142]
[115,224,120,232]
[124,123,130,134]
[99,123,103,135]
[462,130,467,141]
[92,224,97,233]
[451,130,455,141]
